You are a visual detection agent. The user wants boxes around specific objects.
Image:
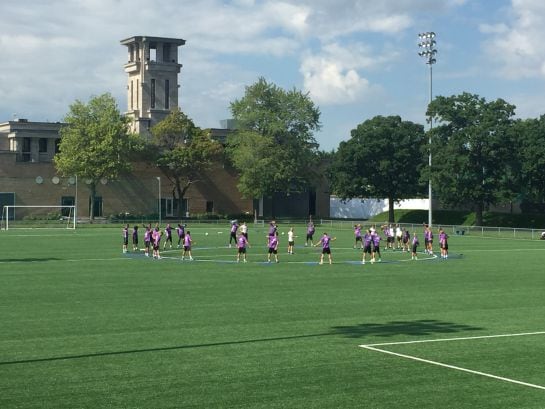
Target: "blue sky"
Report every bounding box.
[2,0,545,151]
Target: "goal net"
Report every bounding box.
[1,205,76,230]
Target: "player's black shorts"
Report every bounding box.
[268,248,277,254]
[306,233,314,240]
[322,248,331,254]
[288,241,294,246]
[441,243,448,250]
[184,245,191,251]
[123,237,128,245]
[238,247,246,254]
[412,244,418,253]
[363,245,372,254]
[355,236,362,242]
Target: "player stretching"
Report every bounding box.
[315,232,336,265]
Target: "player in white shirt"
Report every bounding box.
[287,227,296,254]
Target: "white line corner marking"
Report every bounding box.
[359,331,545,391]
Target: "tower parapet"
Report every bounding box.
[120,36,186,137]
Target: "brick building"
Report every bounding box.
[0,35,329,222]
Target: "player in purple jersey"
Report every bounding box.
[401,228,410,253]
[439,228,449,259]
[229,220,239,248]
[143,225,152,257]
[354,224,363,249]
[268,220,277,237]
[132,225,139,251]
[182,230,194,261]
[122,224,129,253]
[176,223,185,248]
[411,233,420,260]
[267,231,280,263]
[163,223,173,250]
[362,229,373,264]
[314,232,336,265]
[371,231,382,263]
[152,230,163,259]
[426,226,434,255]
[236,233,250,263]
[305,217,315,246]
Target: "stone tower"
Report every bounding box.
[120,36,186,137]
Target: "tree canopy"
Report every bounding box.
[227,77,321,198]
[330,115,426,222]
[150,108,223,218]
[427,92,516,225]
[54,93,142,220]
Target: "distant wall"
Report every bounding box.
[330,197,429,219]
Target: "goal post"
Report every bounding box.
[1,205,76,230]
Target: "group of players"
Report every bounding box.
[123,218,449,264]
[122,223,194,260]
[353,223,449,264]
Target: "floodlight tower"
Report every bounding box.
[418,32,437,227]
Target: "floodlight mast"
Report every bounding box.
[418,31,437,227]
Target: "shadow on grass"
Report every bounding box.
[0,319,483,366]
[331,319,483,339]
[0,258,62,263]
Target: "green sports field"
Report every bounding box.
[1,223,544,408]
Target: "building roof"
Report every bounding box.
[120,36,186,46]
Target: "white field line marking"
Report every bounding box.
[360,331,545,391]
[361,345,545,391]
[360,331,545,348]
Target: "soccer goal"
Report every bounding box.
[1,205,76,230]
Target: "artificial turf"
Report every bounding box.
[1,224,544,408]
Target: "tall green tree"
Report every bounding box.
[330,115,425,223]
[54,93,142,220]
[150,108,223,218]
[227,77,321,198]
[427,92,516,225]
[513,116,545,211]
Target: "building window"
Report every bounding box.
[151,79,156,109]
[136,79,139,109]
[163,43,171,62]
[39,138,48,153]
[22,138,31,162]
[55,139,60,153]
[206,201,214,213]
[61,196,75,217]
[130,80,133,110]
[165,79,170,110]
[149,45,157,62]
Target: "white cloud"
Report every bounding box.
[300,43,395,105]
[482,0,545,79]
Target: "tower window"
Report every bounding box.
[165,79,170,109]
[130,80,134,110]
[151,79,156,109]
[150,46,157,62]
[163,44,171,62]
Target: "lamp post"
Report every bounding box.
[418,31,437,227]
[156,176,161,226]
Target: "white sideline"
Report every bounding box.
[360,331,545,391]
[360,331,545,347]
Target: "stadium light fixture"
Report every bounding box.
[418,31,437,227]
